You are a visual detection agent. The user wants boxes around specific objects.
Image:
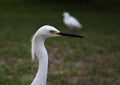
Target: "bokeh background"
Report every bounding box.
[0,0,120,85]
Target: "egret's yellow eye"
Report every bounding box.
[49,30,57,34]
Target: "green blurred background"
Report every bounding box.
[0,0,120,85]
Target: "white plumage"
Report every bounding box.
[63,12,82,29]
[31,25,83,85]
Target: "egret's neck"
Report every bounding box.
[31,37,48,85]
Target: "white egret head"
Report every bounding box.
[33,25,60,39]
[63,12,70,17]
[33,25,83,39]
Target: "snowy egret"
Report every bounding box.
[31,25,84,85]
[63,12,82,30]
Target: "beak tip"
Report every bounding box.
[81,36,84,38]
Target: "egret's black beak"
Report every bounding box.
[57,32,84,38]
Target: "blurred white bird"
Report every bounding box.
[31,25,84,85]
[63,12,82,30]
